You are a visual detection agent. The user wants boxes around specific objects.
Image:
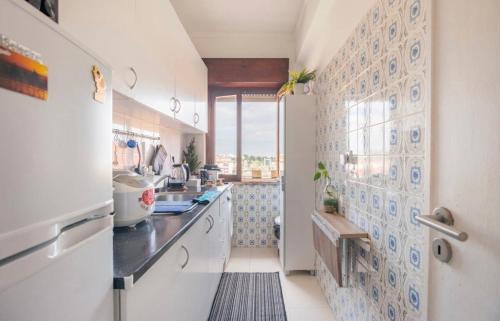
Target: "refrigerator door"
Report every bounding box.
[0,0,113,259]
[0,215,114,321]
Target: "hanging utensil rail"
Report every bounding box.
[112,128,160,141]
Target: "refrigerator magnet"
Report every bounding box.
[0,34,48,100]
[92,65,106,103]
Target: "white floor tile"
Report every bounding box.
[225,247,334,318]
[224,247,251,272]
[280,272,330,309]
[286,307,337,321]
[229,247,251,259]
[250,248,281,272]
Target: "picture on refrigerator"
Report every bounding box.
[0,43,48,100]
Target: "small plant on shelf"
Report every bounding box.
[182,138,201,174]
[278,69,316,97]
[314,162,339,214]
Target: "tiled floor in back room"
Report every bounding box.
[224,248,336,321]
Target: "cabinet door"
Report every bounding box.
[132,0,175,117]
[194,61,208,132]
[59,0,137,97]
[224,189,233,261]
[176,215,211,321]
[120,241,181,321]
[119,215,212,321]
[172,56,195,126]
[204,203,223,304]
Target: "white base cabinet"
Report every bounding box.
[115,187,232,321]
[220,189,233,262]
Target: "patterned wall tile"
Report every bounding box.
[232,183,280,248]
[314,0,429,320]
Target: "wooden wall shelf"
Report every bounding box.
[315,209,369,240]
[312,209,370,287]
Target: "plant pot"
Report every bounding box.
[294,83,305,95]
[323,197,339,215]
[305,80,315,94]
[324,205,338,214]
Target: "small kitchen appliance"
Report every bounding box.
[203,164,221,181]
[113,172,155,227]
[199,169,209,185]
[168,163,190,190]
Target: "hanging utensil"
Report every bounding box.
[113,142,119,166]
[134,144,142,175]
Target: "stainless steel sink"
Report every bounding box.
[153,192,202,216]
[155,192,203,202]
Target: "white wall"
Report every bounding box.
[113,95,184,176]
[294,0,375,72]
[189,32,295,60]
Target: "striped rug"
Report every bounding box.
[208,272,288,321]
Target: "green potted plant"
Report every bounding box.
[314,162,339,214]
[182,138,201,175]
[278,69,316,97]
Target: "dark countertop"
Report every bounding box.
[113,184,232,289]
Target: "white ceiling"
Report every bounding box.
[170,0,304,34]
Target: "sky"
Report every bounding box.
[215,99,277,157]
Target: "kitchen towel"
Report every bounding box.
[208,272,287,321]
[192,191,219,205]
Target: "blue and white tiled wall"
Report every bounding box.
[232,183,280,248]
[314,0,429,320]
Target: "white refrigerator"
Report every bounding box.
[0,1,114,321]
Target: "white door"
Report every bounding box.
[428,1,500,320]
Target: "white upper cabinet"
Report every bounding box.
[194,60,209,132]
[133,0,176,118]
[58,0,137,97]
[59,0,207,132]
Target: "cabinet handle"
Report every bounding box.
[206,215,214,234]
[181,245,189,269]
[193,112,200,125]
[205,216,213,233]
[175,98,182,113]
[169,97,177,112]
[227,196,231,201]
[129,67,138,90]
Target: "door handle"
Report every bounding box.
[416,207,468,241]
[180,245,189,269]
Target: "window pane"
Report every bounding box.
[242,94,277,179]
[215,95,237,175]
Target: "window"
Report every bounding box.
[212,91,279,181]
[242,95,278,179]
[215,95,238,176]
